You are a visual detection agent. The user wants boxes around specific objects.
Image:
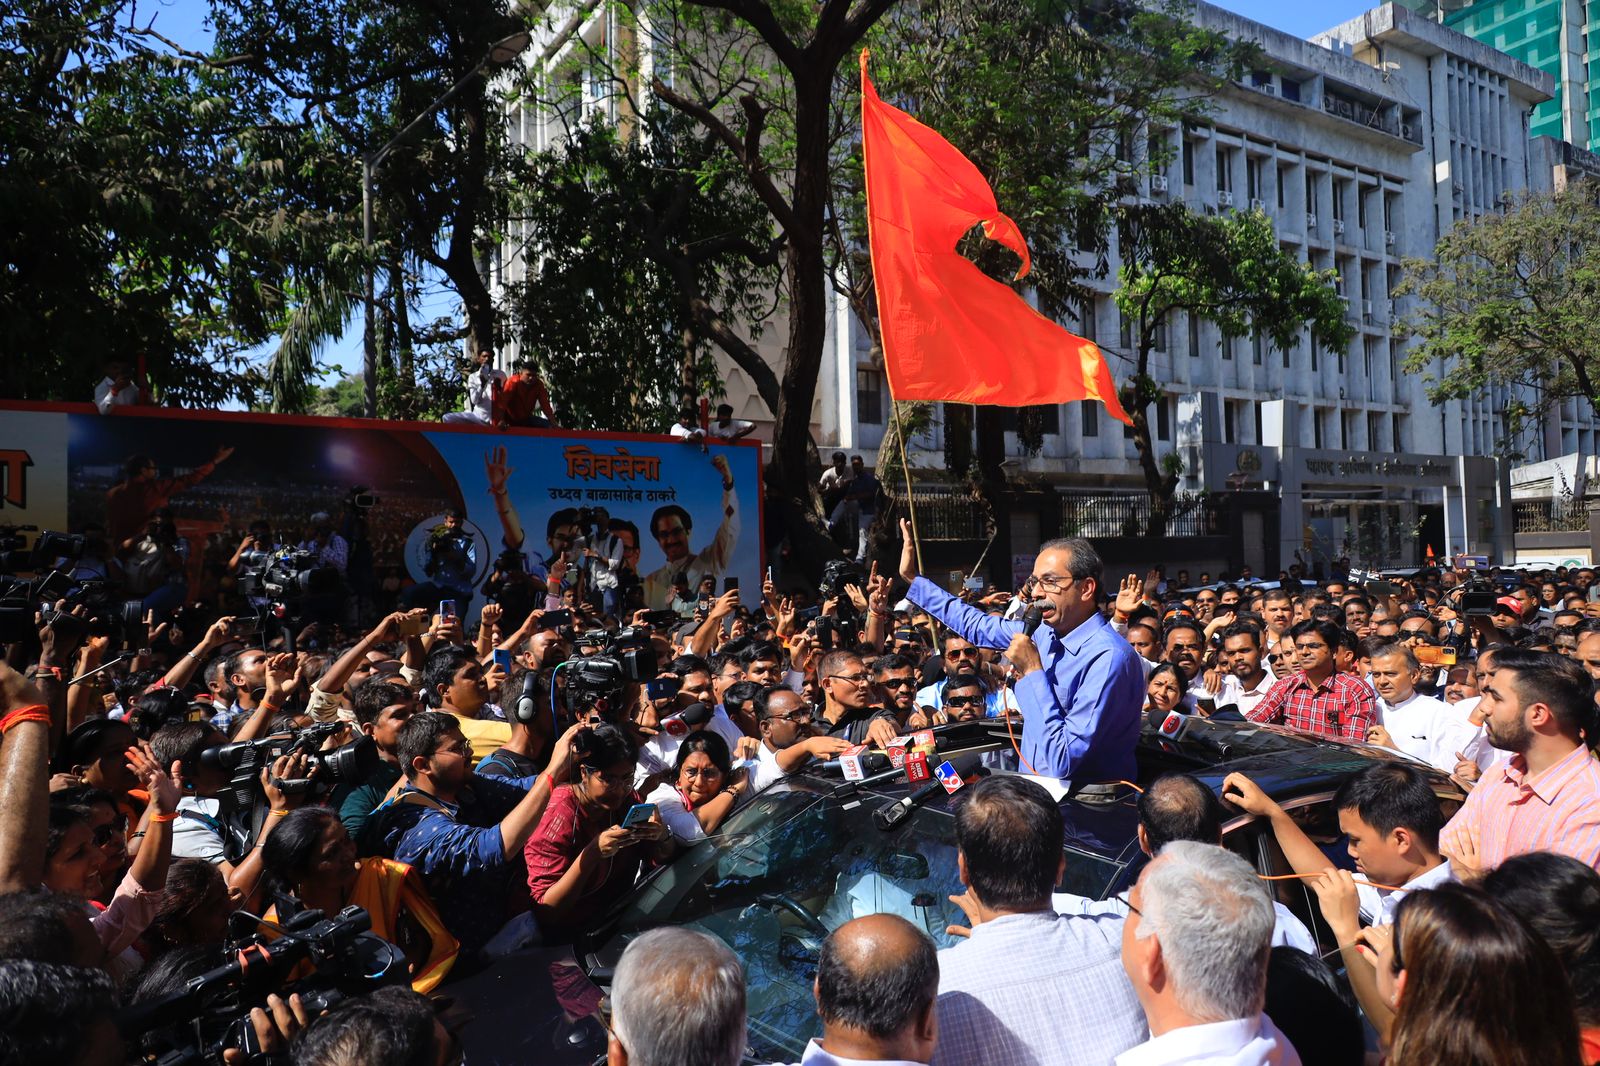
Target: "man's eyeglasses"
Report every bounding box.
[826,673,871,685]
[1115,890,1142,917]
[1295,641,1329,652]
[945,695,984,708]
[767,710,814,724]
[879,677,917,688]
[1026,574,1074,594]
[435,743,474,760]
[944,648,980,660]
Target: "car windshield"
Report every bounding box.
[595,776,1125,1062]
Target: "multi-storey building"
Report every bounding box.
[1400,0,1600,151]
[498,2,1571,576]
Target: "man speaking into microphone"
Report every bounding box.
[897,519,1143,782]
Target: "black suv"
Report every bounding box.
[451,717,1464,1065]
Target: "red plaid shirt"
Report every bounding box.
[1245,670,1375,741]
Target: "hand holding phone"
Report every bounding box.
[621,802,658,829]
[439,599,458,620]
[493,648,513,671]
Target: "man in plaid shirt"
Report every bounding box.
[1246,618,1376,741]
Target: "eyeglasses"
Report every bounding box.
[1167,642,1204,653]
[880,677,917,688]
[681,765,723,780]
[1026,574,1074,594]
[434,743,474,760]
[767,711,814,724]
[1115,890,1142,917]
[92,823,127,847]
[826,673,871,685]
[945,695,984,707]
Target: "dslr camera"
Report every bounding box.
[202,722,379,811]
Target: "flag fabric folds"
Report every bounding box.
[859,50,1132,424]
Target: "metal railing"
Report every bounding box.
[1514,499,1592,534]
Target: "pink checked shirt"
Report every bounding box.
[1443,744,1600,870]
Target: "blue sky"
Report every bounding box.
[143,0,1383,387]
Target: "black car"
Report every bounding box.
[451,717,1465,1065]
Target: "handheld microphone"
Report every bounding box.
[662,701,712,738]
[1005,603,1048,687]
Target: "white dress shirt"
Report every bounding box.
[1204,668,1277,716]
[1355,858,1453,927]
[1377,691,1480,773]
[1114,1014,1301,1066]
[1051,893,1315,955]
[633,704,746,787]
[765,1039,929,1066]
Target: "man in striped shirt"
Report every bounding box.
[1245,619,1376,742]
[1443,648,1600,872]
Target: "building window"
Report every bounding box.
[1312,408,1324,449]
[1001,405,1061,435]
[1083,402,1099,437]
[1254,400,1264,444]
[1079,300,1097,343]
[1252,332,1264,365]
[1224,399,1238,444]
[1393,413,1408,451]
[1156,396,1171,441]
[856,368,884,425]
[1189,313,1201,358]
[1357,186,1369,229]
[1217,148,1232,193]
[1183,139,1195,186]
[1332,179,1346,222]
[1310,337,1319,372]
[1247,158,1262,202]
[1277,164,1289,209]
[1119,311,1132,351]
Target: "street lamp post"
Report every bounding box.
[360,30,533,418]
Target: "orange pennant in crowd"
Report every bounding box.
[859,50,1132,424]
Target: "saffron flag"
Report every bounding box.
[860,51,1132,423]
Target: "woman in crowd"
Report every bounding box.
[50,786,129,902]
[1144,662,1188,721]
[1372,882,1580,1066]
[646,730,751,845]
[1483,852,1600,1063]
[526,722,671,943]
[258,806,459,992]
[53,718,145,832]
[144,858,234,957]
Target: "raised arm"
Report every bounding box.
[485,446,526,552]
[162,616,237,693]
[1221,772,1332,877]
[897,519,1018,650]
[0,665,52,893]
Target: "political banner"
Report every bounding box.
[0,402,763,618]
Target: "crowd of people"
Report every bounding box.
[5,489,1600,1065]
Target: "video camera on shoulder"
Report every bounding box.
[118,905,404,1065]
[202,722,379,812]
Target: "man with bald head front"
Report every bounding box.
[763,913,940,1066]
[898,519,1143,782]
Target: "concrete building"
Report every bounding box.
[1399,0,1600,151]
[495,2,1572,578]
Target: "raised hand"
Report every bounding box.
[127,741,181,815]
[484,445,514,496]
[1114,573,1142,619]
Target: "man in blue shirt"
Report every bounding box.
[897,519,1142,783]
[370,711,580,955]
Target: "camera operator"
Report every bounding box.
[369,712,582,957]
[402,509,477,619]
[298,513,349,575]
[332,679,416,843]
[122,508,189,617]
[149,722,312,910]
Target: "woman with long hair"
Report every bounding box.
[645,730,751,844]
[1483,852,1600,1063]
[1369,882,1581,1066]
[526,722,671,943]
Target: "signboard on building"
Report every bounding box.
[0,402,763,614]
[1298,450,1455,485]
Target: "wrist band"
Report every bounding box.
[258,701,281,716]
[269,809,290,817]
[147,812,178,823]
[0,706,50,733]
[27,666,62,681]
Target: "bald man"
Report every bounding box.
[764,914,939,1066]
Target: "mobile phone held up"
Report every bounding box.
[493,648,513,672]
[621,803,658,829]
[439,599,458,620]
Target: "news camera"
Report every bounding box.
[201,722,380,812]
[118,905,405,1066]
[564,626,659,723]
[0,528,146,646]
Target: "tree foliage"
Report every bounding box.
[1396,186,1600,441]
[507,115,781,433]
[1115,205,1352,531]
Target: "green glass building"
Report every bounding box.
[1400,0,1598,148]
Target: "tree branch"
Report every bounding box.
[650,76,798,235]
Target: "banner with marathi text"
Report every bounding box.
[0,402,762,616]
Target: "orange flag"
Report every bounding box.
[860,51,1132,423]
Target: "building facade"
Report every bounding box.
[497,2,1584,578]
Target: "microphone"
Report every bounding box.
[873,781,943,831]
[662,701,712,738]
[1005,603,1048,688]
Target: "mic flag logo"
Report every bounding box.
[0,449,31,508]
[936,760,964,795]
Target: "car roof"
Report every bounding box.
[795,718,1463,868]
